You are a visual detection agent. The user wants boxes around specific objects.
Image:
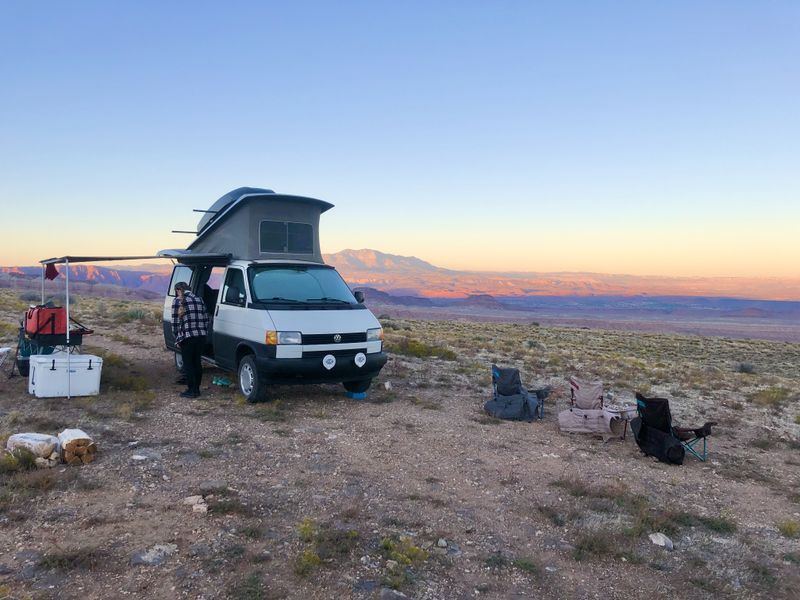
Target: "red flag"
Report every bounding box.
[44,264,59,280]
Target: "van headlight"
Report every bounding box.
[265,331,302,345]
[367,327,384,342]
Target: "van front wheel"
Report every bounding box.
[238,355,267,403]
[343,379,372,394]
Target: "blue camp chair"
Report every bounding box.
[633,393,716,463]
[485,365,549,421]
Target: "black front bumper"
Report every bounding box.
[254,351,387,384]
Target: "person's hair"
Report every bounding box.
[174,281,189,292]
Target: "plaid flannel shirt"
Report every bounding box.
[171,291,209,344]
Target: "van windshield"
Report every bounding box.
[249,265,358,305]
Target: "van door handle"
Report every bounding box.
[215,305,219,317]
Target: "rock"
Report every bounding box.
[182,495,204,506]
[130,543,178,566]
[385,559,399,570]
[176,452,201,466]
[34,456,59,469]
[648,532,674,550]
[354,580,379,593]
[380,589,408,600]
[192,503,208,514]
[198,480,227,495]
[437,538,448,548]
[7,433,59,458]
[188,543,211,558]
[383,381,392,391]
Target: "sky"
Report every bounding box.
[1,1,798,278]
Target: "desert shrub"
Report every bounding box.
[0,448,38,474]
[294,518,359,576]
[0,321,18,339]
[512,558,541,576]
[749,386,791,410]
[573,531,616,561]
[777,520,800,539]
[735,362,756,374]
[39,545,102,570]
[389,337,457,360]
[114,308,151,323]
[227,572,267,599]
[297,518,316,542]
[293,550,321,576]
[380,535,428,566]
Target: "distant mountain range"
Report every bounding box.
[322,249,800,301]
[2,248,799,301]
[3,249,799,341]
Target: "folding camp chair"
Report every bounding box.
[484,365,548,421]
[633,393,716,463]
[0,347,11,372]
[558,376,616,435]
[569,376,604,410]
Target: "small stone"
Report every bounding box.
[183,495,204,506]
[385,559,399,570]
[188,543,211,557]
[648,532,674,550]
[192,503,208,514]
[383,381,392,391]
[131,455,148,461]
[129,543,178,566]
[198,480,228,495]
[437,538,448,548]
[380,589,408,600]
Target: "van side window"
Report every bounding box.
[259,221,313,254]
[167,265,194,297]
[222,269,246,306]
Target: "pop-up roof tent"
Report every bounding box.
[158,187,334,263]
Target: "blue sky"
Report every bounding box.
[1,1,798,276]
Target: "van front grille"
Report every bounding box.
[302,332,366,345]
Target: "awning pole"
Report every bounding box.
[40,264,45,304]
[66,258,71,400]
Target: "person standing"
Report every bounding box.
[171,281,209,398]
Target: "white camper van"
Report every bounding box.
[159,188,387,402]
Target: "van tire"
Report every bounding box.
[343,379,372,394]
[238,355,266,403]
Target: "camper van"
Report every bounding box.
[159,188,387,402]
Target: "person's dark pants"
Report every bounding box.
[180,336,205,394]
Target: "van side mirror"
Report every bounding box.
[354,290,365,304]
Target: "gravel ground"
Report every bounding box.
[1,315,799,600]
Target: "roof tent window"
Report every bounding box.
[259,221,314,254]
[288,223,313,254]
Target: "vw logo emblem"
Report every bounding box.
[333,334,342,343]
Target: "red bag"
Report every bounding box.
[25,306,68,338]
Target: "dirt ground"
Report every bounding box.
[1,304,799,600]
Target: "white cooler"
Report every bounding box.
[28,353,103,398]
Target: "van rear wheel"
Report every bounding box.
[238,355,267,403]
[343,379,372,394]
